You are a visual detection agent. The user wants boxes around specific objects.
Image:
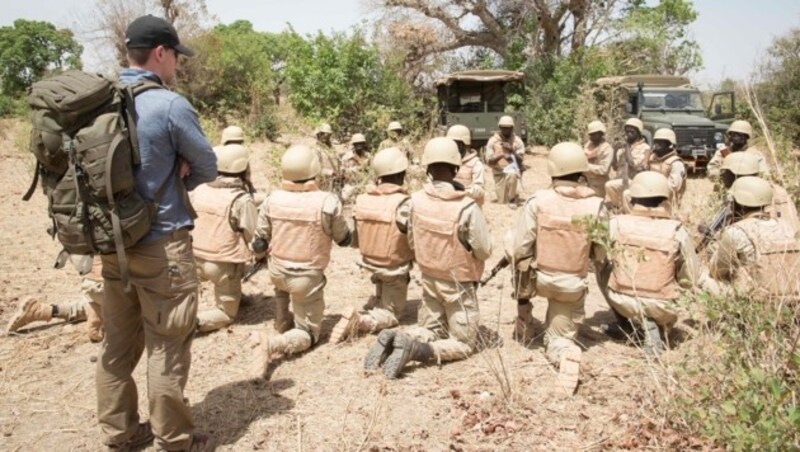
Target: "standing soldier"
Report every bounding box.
[601,172,718,356]
[508,142,607,394]
[448,124,486,206]
[331,147,413,343]
[190,126,259,333]
[583,120,614,198]
[340,133,372,202]
[605,118,651,210]
[313,123,342,193]
[709,177,800,300]
[379,121,415,162]
[486,115,525,207]
[7,255,104,342]
[647,128,687,209]
[251,145,352,377]
[707,120,770,179]
[364,137,492,379]
[718,152,798,233]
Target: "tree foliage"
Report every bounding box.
[0,19,82,96]
[758,28,800,146]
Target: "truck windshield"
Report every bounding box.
[641,91,704,111]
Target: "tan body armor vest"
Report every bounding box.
[455,152,484,205]
[609,214,682,300]
[191,184,251,263]
[534,188,603,277]
[735,218,800,298]
[411,185,484,282]
[649,152,686,198]
[354,184,413,267]
[266,184,332,270]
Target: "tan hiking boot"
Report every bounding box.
[558,344,582,395]
[330,308,363,344]
[7,297,52,333]
[250,332,288,379]
[107,421,153,451]
[513,302,535,343]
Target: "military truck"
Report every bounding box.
[592,75,735,172]
[435,70,527,151]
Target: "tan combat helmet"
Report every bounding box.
[727,120,753,137]
[350,133,366,144]
[281,145,321,181]
[215,143,249,174]
[421,137,461,167]
[548,142,588,177]
[316,123,333,135]
[629,171,670,199]
[221,125,245,145]
[372,147,409,178]
[624,118,644,133]
[498,115,515,128]
[653,128,677,145]
[387,121,403,132]
[721,151,760,176]
[730,176,772,207]
[446,124,472,146]
[587,120,606,135]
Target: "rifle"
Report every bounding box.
[695,204,732,253]
[621,142,631,191]
[480,256,510,286]
[242,258,267,282]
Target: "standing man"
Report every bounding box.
[486,115,525,207]
[190,126,259,333]
[601,172,718,356]
[379,121,415,162]
[647,128,687,209]
[509,142,606,394]
[605,118,651,210]
[340,133,372,202]
[364,137,492,378]
[252,145,352,377]
[313,123,342,193]
[709,177,800,299]
[448,124,486,206]
[583,120,614,198]
[331,147,413,343]
[707,120,769,179]
[98,15,217,451]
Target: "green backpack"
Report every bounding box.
[24,70,164,282]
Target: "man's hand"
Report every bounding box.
[178,158,191,179]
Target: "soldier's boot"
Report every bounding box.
[364,329,398,371]
[106,421,153,452]
[381,333,434,379]
[7,297,53,333]
[249,332,289,379]
[558,343,582,395]
[85,301,104,343]
[643,318,665,358]
[330,308,374,344]
[513,301,535,343]
[601,309,638,341]
[274,297,294,333]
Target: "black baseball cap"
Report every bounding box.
[125,15,195,57]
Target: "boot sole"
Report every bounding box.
[364,330,395,371]
[330,308,360,344]
[558,347,582,395]
[7,297,43,333]
[381,335,412,379]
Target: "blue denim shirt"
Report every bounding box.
[119,69,217,243]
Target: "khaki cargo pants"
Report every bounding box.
[537,282,587,366]
[404,275,479,362]
[365,271,410,331]
[98,229,198,451]
[269,263,326,347]
[195,258,244,333]
[493,171,519,204]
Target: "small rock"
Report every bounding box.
[90,356,97,363]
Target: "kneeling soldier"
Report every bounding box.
[509,142,607,394]
[190,126,259,333]
[331,147,413,343]
[251,145,352,377]
[365,137,492,378]
[602,171,718,356]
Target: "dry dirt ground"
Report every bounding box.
[0,121,717,451]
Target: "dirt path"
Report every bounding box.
[0,126,713,450]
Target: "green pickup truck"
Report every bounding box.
[593,75,736,172]
[435,70,527,152]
